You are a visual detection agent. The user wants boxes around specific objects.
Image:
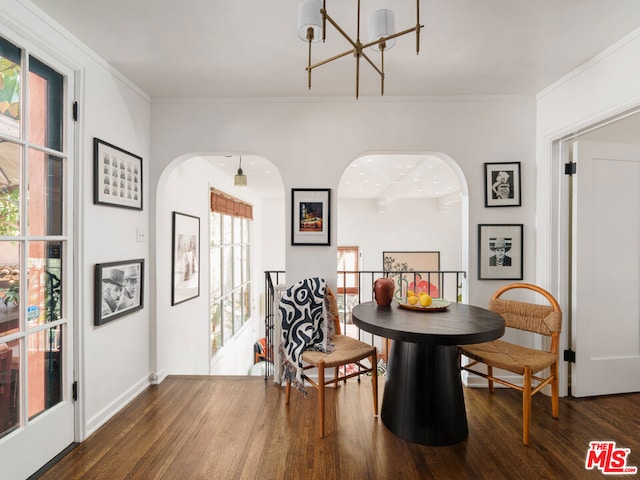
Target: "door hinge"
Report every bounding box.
[564,162,576,175]
[72,101,78,121]
[72,381,78,401]
[564,349,576,363]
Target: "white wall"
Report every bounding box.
[150,97,537,314]
[338,198,462,272]
[0,1,152,440]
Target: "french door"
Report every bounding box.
[0,35,76,478]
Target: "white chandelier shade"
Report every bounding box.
[368,9,396,51]
[298,0,323,42]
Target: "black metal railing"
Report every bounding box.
[263,269,466,381]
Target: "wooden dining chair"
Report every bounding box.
[284,287,378,437]
[459,283,562,445]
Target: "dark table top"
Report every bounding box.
[352,301,505,346]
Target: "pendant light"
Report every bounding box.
[234,155,247,186]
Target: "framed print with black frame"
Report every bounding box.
[484,162,521,207]
[94,259,144,326]
[478,224,523,280]
[291,188,331,246]
[94,138,143,210]
[172,212,200,305]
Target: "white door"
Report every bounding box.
[0,36,76,478]
[571,140,640,397]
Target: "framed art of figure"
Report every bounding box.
[93,138,143,210]
[291,188,331,246]
[484,161,521,207]
[172,212,200,305]
[478,224,523,280]
[94,259,144,326]
[382,251,441,298]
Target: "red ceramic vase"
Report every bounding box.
[373,277,394,307]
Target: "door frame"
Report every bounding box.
[540,104,640,397]
[0,19,84,478]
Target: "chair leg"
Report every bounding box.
[523,367,532,445]
[285,380,291,405]
[318,361,325,437]
[371,351,378,416]
[551,362,559,419]
[488,365,494,393]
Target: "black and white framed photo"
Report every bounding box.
[291,188,331,246]
[94,259,144,326]
[478,224,523,280]
[172,212,200,305]
[94,138,143,210]
[484,162,521,207]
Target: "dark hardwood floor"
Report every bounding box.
[37,376,640,479]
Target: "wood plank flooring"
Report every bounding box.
[36,376,640,480]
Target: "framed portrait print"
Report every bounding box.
[172,212,200,305]
[478,224,523,280]
[484,162,521,207]
[94,138,143,210]
[94,259,144,326]
[291,188,331,246]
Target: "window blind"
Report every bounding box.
[210,188,253,219]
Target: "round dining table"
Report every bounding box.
[352,300,505,446]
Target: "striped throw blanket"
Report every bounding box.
[279,277,335,395]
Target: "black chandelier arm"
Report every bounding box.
[381,47,385,96]
[322,0,327,41]
[307,38,313,89]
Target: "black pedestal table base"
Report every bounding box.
[381,340,467,445]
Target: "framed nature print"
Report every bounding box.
[94,259,144,326]
[172,212,200,305]
[484,162,521,207]
[478,224,523,280]
[94,138,143,210]
[291,188,331,246]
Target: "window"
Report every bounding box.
[337,246,359,294]
[209,189,252,356]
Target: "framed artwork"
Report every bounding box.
[478,224,523,280]
[172,212,200,305]
[484,162,521,207]
[383,251,441,298]
[94,259,144,326]
[291,188,331,246]
[94,138,143,210]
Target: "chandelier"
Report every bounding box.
[298,0,423,99]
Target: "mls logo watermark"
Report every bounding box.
[585,441,637,475]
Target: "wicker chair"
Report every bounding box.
[285,287,378,437]
[460,283,562,445]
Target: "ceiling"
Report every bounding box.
[29,0,640,99]
[26,0,640,201]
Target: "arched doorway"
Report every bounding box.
[337,152,468,290]
[154,153,284,377]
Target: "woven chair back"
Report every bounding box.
[488,283,562,336]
